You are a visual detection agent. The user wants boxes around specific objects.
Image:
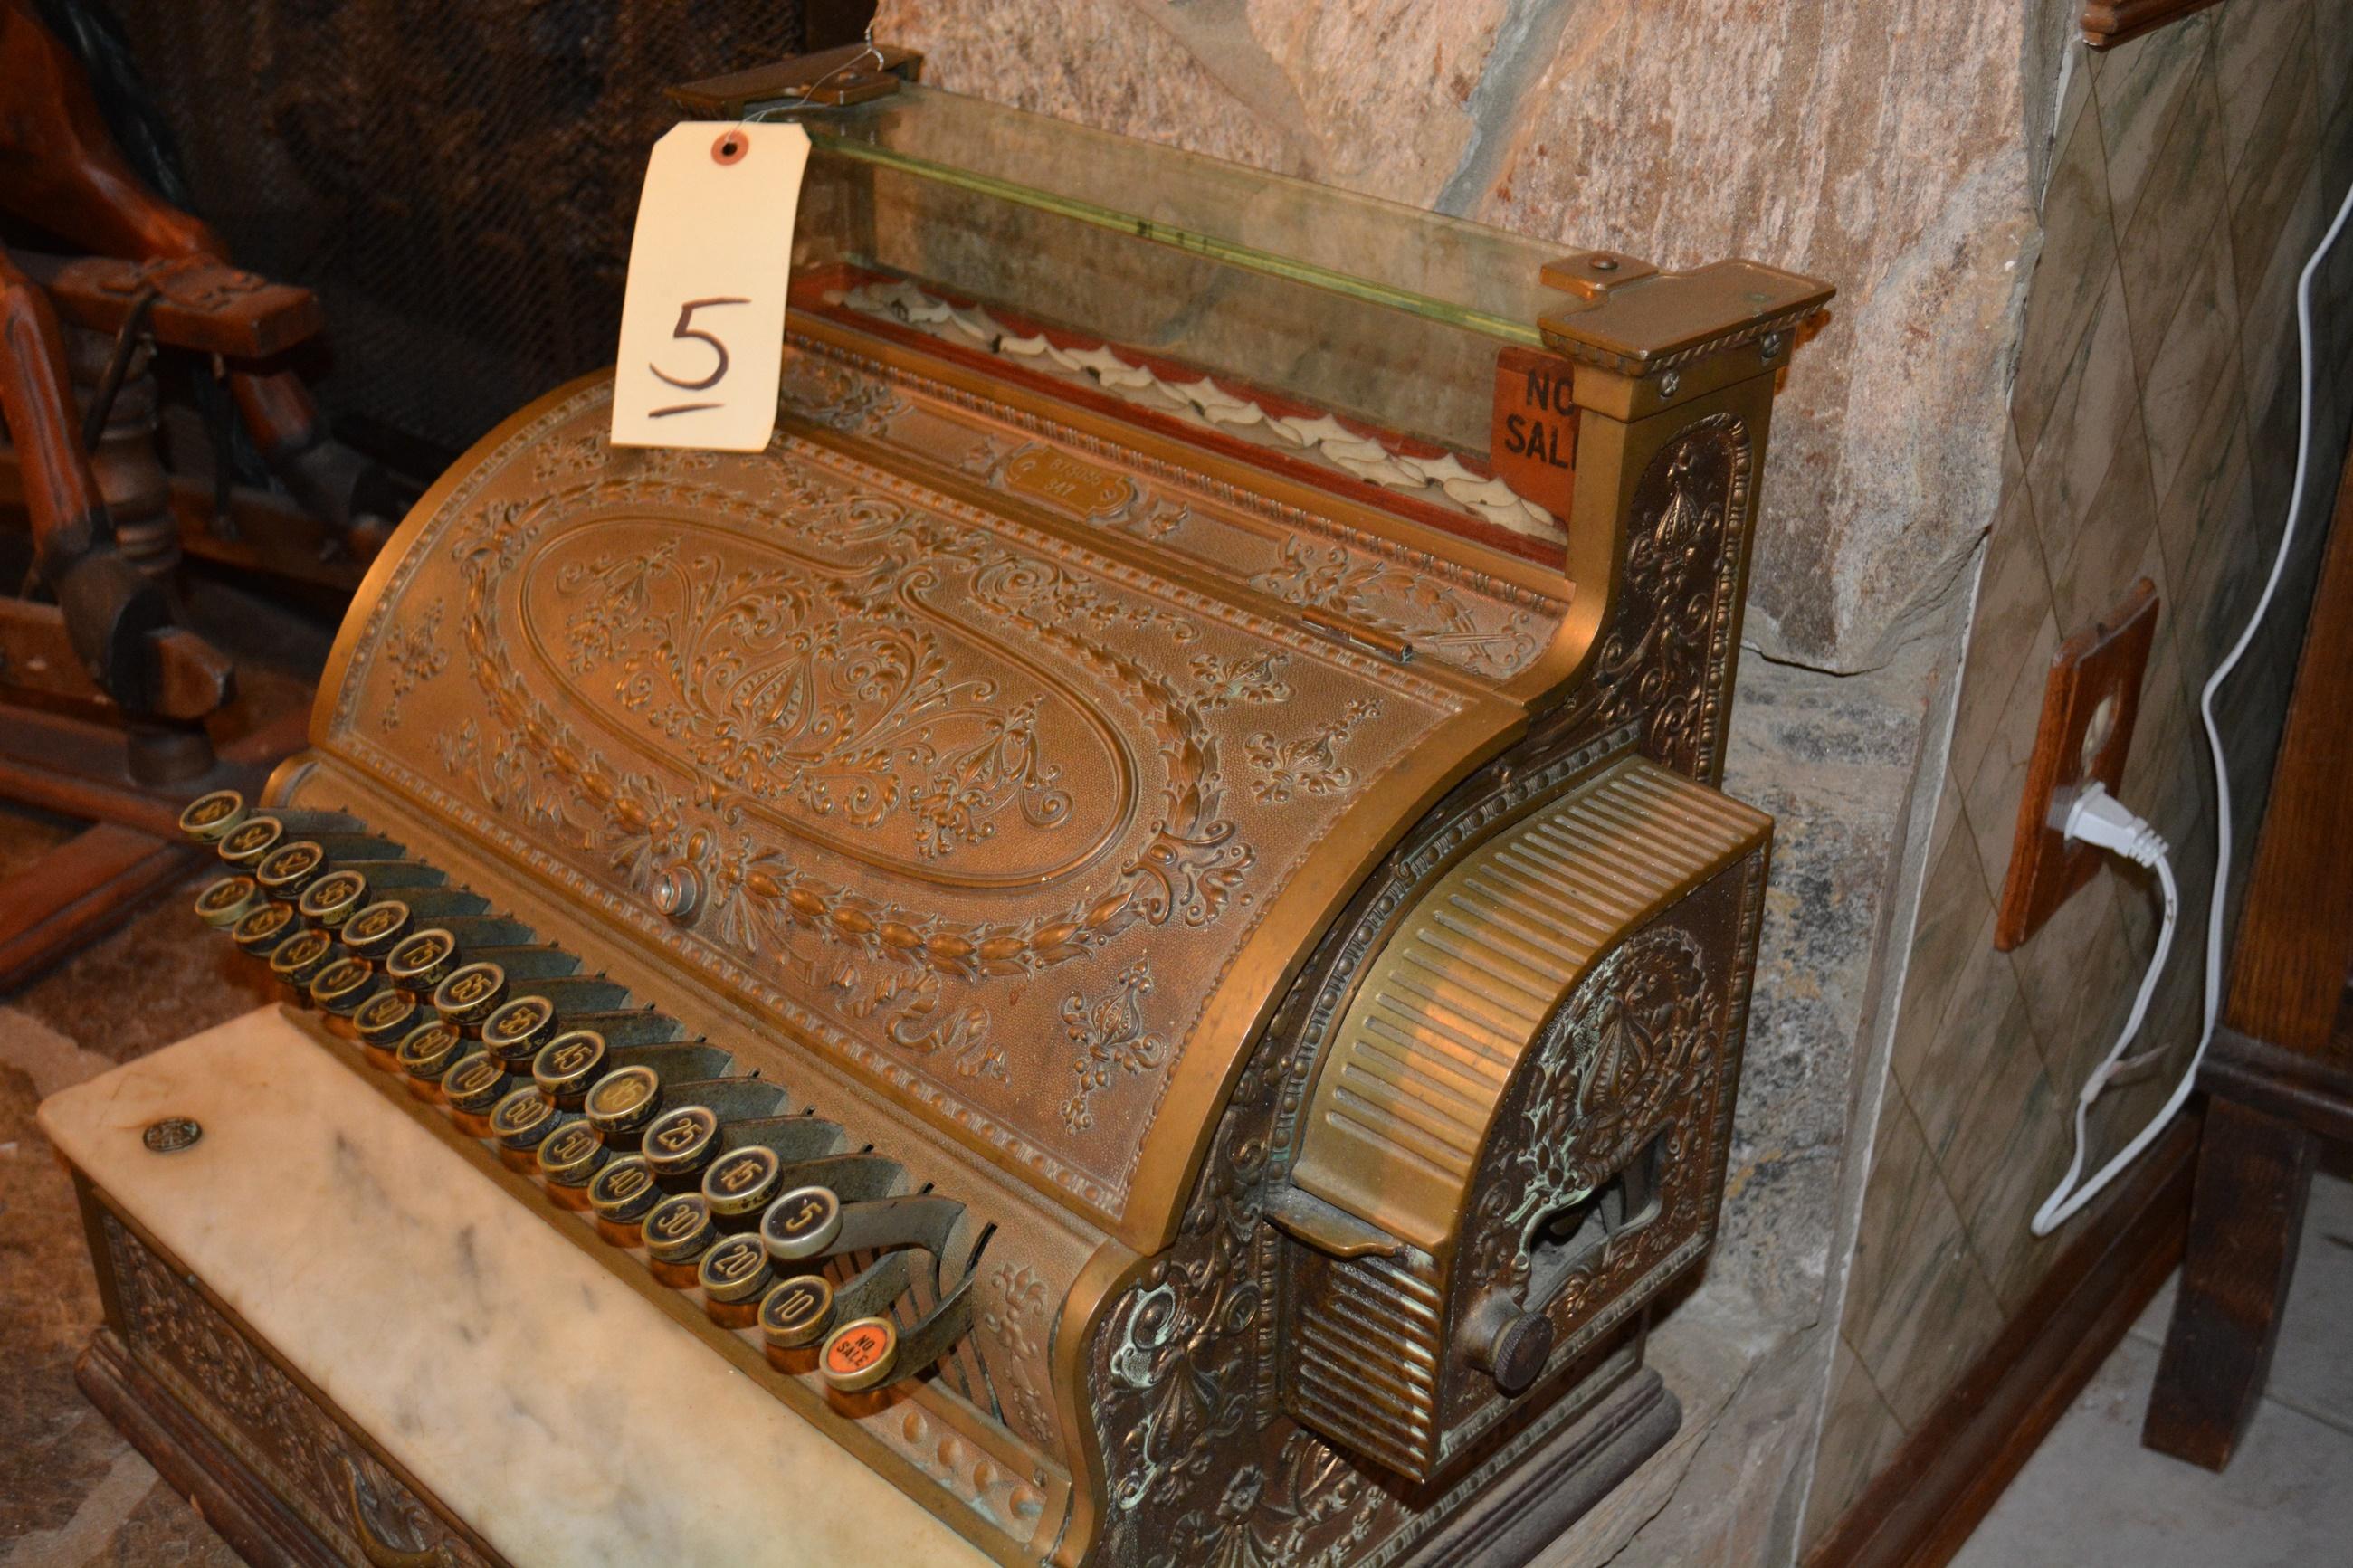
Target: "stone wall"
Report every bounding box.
[872,0,2035,672]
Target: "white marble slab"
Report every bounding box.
[40,1006,991,1568]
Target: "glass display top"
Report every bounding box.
[778,82,1561,347]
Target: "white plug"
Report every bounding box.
[2062,782,2167,869]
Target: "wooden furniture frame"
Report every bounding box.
[2141,441,2353,1468]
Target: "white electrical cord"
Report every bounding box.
[2031,787,2177,1234]
[2030,173,2353,1236]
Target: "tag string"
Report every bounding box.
[750,22,885,119]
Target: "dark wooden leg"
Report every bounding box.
[2142,1098,2316,1469]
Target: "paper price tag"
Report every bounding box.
[610,120,812,452]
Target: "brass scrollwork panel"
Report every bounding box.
[319,376,1489,1231]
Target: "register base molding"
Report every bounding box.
[71,1208,1677,1568]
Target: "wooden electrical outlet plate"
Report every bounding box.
[1995,578,2160,951]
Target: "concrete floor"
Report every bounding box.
[1955,1168,2353,1568]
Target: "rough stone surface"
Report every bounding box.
[875,0,2040,671]
[1536,1278,1810,1568]
[1715,644,1937,1323]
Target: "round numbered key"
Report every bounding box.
[481,993,557,1064]
[231,901,299,956]
[588,1157,662,1224]
[338,899,414,959]
[642,1193,716,1264]
[639,1104,719,1177]
[583,1065,662,1136]
[254,841,328,902]
[698,1232,773,1304]
[396,1022,467,1082]
[193,874,261,928]
[177,789,247,842]
[758,1275,835,1349]
[537,1119,609,1186]
[296,868,369,929]
[820,1316,899,1392]
[701,1145,781,1219]
[760,1185,843,1261]
[440,1051,509,1114]
[214,815,283,867]
[309,955,377,1014]
[488,1085,560,1151]
[433,962,508,1029]
[351,986,421,1048]
[385,928,458,992]
[531,1030,608,1106]
[268,928,337,988]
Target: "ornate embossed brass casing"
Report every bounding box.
[77,59,1831,1568]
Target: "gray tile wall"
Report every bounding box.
[1803,2,2353,1545]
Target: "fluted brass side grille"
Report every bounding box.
[1291,759,1767,1252]
[1287,1251,1444,1474]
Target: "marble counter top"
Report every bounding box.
[39,1005,991,1568]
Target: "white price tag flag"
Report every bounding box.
[610,120,812,452]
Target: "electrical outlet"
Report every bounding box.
[1994,578,2160,951]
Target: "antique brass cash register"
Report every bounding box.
[43,50,1830,1568]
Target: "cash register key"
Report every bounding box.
[214,815,284,868]
[531,1029,608,1107]
[758,1275,836,1349]
[698,1232,774,1304]
[433,962,508,1030]
[231,901,298,957]
[538,1119,609,1186]
[821,1316,900,1393]
[760,1184,843,1261]
[193,875,261,928]
[254,841,329,902]
[339,899,414,959]
[642,1193,717,1264]
[177,789,248,842]
[700,1145,781,1219]
[639,1104,719,1177]
[588,1156,661,1224]
[268,928,337,989]
[352,987,421,1049]
[309,956,378,1015]
[583,1065,662,1137]
[384,928,458,993]
[296,868,369,929]
[488,1085,560,1152]
[440,1051,510,1114]
[481,993,556,1064]
[395,1022,467,1082]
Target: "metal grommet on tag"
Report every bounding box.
[711,129,748,165]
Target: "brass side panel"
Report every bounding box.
[1289,759,1768,1251]
[315,371,1519,1248]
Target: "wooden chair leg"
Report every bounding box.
[2142,1098,2316,1469]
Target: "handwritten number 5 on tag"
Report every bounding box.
[611,121,811,452]
[649,297,748,416]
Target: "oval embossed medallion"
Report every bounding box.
[518,517,1138,889]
